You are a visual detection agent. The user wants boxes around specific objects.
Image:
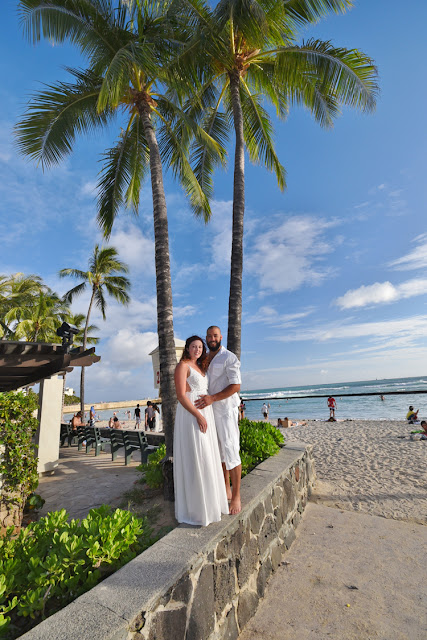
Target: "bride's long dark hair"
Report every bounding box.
[180,335,208,371]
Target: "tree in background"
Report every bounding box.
[59,244,130,416]
[180,0,378,358]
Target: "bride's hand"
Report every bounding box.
[197,413,208,433]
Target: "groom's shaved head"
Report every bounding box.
[207,325,221,333]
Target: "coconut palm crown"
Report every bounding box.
[177,0,378,358]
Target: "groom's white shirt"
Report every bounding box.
[207,346,241,415]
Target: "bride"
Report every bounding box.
[173,335,229,526]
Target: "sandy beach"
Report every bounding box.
[277,419,427,525]
[238,419,427,640]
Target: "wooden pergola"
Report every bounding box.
[0,340,100,474]
[0,341,100,392]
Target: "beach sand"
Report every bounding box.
[238,420,427,640]
[278,419,427,525]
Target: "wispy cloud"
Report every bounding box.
[268,314,427,344]
[389,233,427,271]
[246,305,313,327]
[246,215,338,293]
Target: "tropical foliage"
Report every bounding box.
[0,506,154,639]
[0,391,39,531]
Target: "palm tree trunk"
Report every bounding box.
[139,102,177,501]
[227,71,245,360]
[80,289,96,417]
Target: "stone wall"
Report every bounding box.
[20,443,315,640]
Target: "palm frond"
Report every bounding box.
[15,68,112,168]
[239,82,286,190]
[61,282,87,304]
[283,0,353,27]
[97,115,149,237]
[275,39,378,117]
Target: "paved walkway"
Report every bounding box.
[37,447,143,520]
[239,503,427,640]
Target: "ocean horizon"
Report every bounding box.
[64,375,427,423]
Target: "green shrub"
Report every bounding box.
[136,444,166,489]
[0,392,39,527]
[0,506,154,639]
[239,419,284,477]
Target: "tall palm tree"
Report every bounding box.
[180,0,378,358]
[16,1,224,496]
[59,244,130,415]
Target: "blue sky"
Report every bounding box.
[2,1,427,401]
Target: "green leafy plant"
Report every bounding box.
[0,506,153,639]
[239,419,284,477]
[136,444,166,489]
[0,391,39,529]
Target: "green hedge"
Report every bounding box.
[239,419,284,476]
[0,506,154,639]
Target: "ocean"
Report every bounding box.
[241,376,427,421]
[64,376,427,423]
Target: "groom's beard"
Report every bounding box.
[207,340,221,353]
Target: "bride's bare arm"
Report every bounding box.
[174,362,207,432]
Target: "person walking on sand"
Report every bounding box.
[134,403,142,429]
[195,326,242,515]
[327,396,337,420]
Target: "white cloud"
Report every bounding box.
[246,215,338,293]
[335,277,427,309]
[109,329,158,368]
[109,221,155,275]
[389,234,427,271]
[80,180,98,198]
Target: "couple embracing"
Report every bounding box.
[173,326,242,526]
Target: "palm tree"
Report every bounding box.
[59,245,130,415]
[16,1,224,497]
[180,0,378,358]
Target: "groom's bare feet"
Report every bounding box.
[226,487,232,501]
[229,497,241,515]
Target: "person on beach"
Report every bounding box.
[195,326,242,515]
[406,406,419,423]
[89,405,96,425]
[145,401,156,431]
[173,335,229,526]
[112,416,122,429]
[134,404,142,429]
[239,399,246,421]
[419,421,427,440]
[262,402,269,420]
[327,396,337,420]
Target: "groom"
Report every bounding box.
[195,326,242,515]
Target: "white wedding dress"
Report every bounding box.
[173,365,229,526]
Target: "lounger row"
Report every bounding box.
[60,424,159,465]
